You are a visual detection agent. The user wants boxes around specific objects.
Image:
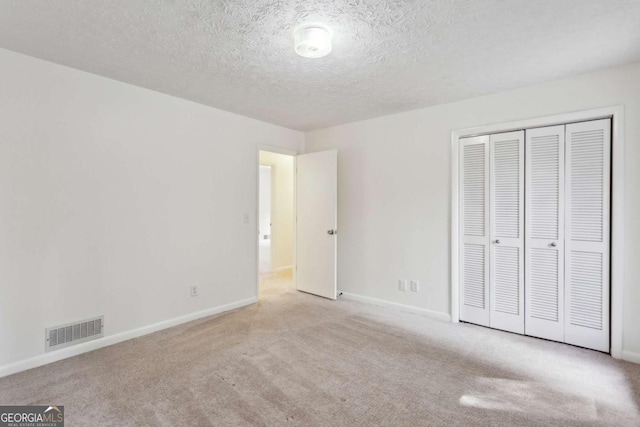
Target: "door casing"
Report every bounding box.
[256,145,298,294]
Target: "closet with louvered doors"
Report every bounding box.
[459,118,611,353]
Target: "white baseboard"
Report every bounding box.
[0,296,258,379]
[622,351,640,364]
[340,292,451,322]
[275,265,293,272]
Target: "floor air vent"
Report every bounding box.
[45,316,104,352]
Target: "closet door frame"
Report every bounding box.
[451,106,625,360]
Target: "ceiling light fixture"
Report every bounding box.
[294,25,332,59]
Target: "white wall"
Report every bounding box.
[258,166,272,240]
[306,61,640,358]
[0,48,303,370]
[259,151,294,271]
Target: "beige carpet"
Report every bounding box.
[1,272,639,426]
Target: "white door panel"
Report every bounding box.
[489,131,524,334]
[564,119,611,352]
[460,136,490,327]
[296,150,337,300]
[525,125,565,342]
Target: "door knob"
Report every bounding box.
[550,242,557,247]
[327,230,336,235]
[494,240,500,244]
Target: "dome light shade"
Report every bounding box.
[294,26,332,58]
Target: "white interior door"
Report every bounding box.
[564,119,611,352]
[525,125,565,342]
[489,131,524,334]
[460,136,490,327]
[296,150,337,299]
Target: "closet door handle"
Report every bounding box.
[550,242,557,247]
[494,240,500,244]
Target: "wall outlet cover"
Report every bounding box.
[399,280,408,291]
[410,280,420,292]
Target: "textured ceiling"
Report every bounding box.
[1,1,639,131]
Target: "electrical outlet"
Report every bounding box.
[190,286,199,297]
[399,280,408,291]
[410,280,420,292]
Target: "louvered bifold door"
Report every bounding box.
[525,125,565,342]
[564,119,611,352]
[489,131,524,334]
[460,136,490,327]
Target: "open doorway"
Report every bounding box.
[258,150,295,298]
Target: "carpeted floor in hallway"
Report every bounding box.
[1,271,639,426]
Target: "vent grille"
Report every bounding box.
[569,251,603,330]
[570,129,605,242]
[493,246,520,315]
[46,316,104,352]
[529,248,559,322]
[463,244,485,309]
[529,135,560,240]
[493,139,521,239]
[463,144,486,237]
